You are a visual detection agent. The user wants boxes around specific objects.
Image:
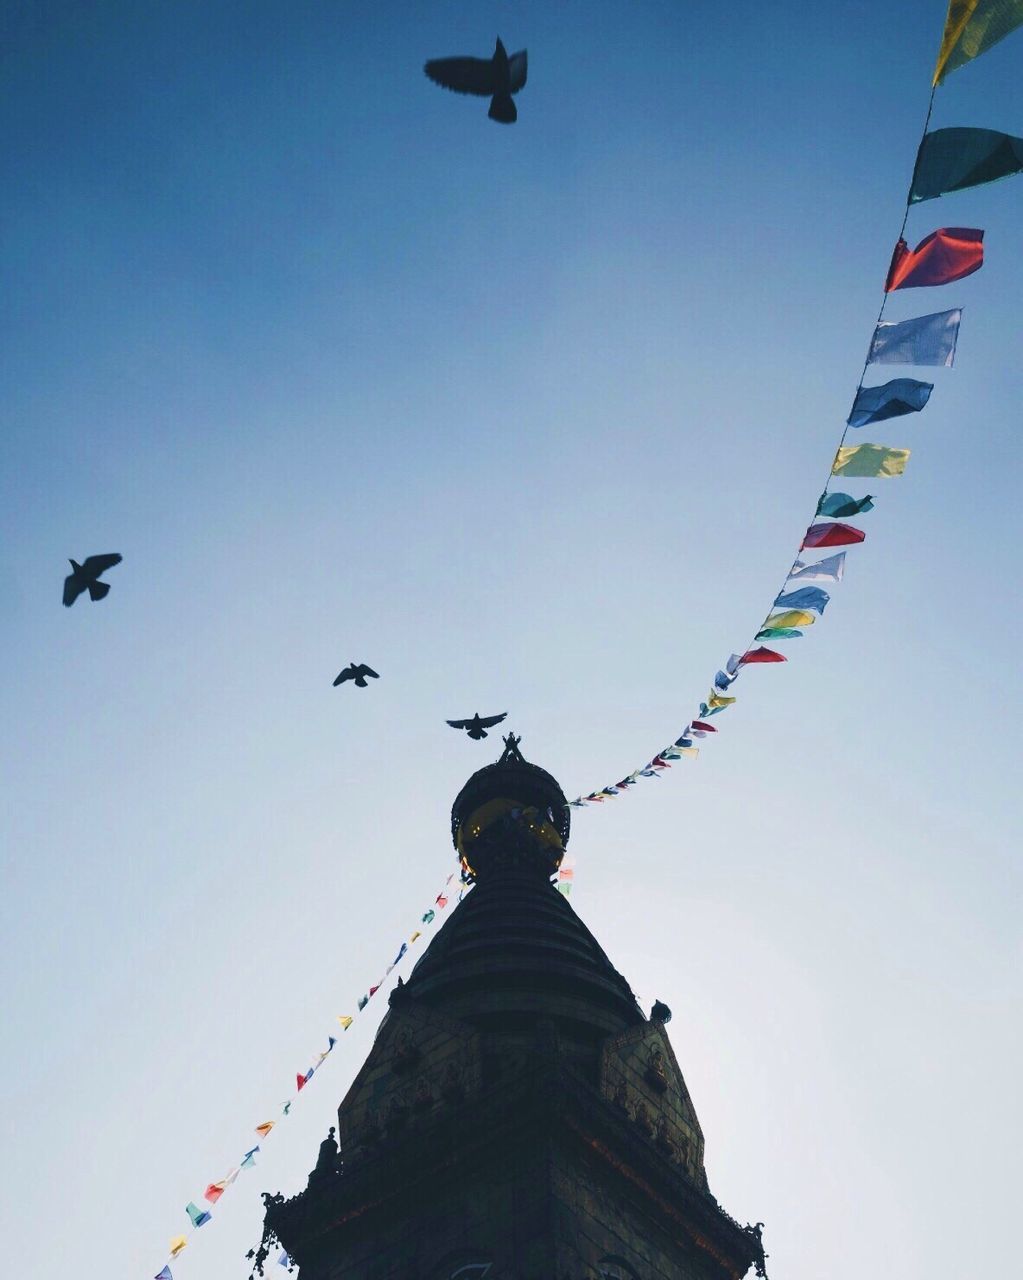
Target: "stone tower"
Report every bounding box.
[265,738,764,1280]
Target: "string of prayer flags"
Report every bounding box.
[911,128,1023,202]
[788,553,846,582]
[869,309,961,366]
[185,1202,211,1229]
[817,492,874,518]
[170,1238,187,1258]
[774,586,830,613]
[832,444,910,478]
[802,522,865,548]
[933,0,1023,84]
[566,0,1010,823]
[847,378,932,426]
[740,647,786,665]
[885,227,984,291]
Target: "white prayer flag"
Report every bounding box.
[868,309,961,367]
[788,553,846,583]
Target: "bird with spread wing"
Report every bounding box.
[447,712,508,740]
[63,554,122,607]
[424,37,527,123]
[333,663,379,689]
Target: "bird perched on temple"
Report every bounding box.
[333,663,379,689]
[447,712,508,740]
[62,553,122,606]
[650,1000,672,1024]
[424,37,527,123]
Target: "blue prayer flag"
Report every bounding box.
[848,378,932,427]
[868,309,960,367]
[774,585,830,614]
[155,1268,173,1280]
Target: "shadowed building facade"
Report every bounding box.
[265,738,764,1280]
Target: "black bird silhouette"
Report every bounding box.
[446,711,508,740]
[63,553,122,607]
[333,663,379,689]
[424,37,527,123]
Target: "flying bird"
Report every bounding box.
[424,37,527,124]
[333,663,379,688]
[446,712,508,740]
[63,553,122,607]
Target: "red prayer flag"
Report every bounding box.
[296,1073,307,1091]
[690,721,717,732]
[369,983,380,997]
[204,1182,226,1204]
[739,647,787,665]
[802,521,865,549]
[650,756,670,768]
[436,893,449,908]
[885,227,983,291]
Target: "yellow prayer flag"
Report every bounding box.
[410,931,422,943]
[763,610,815,629]
[707,692,736,708]
[337,1015,353,1029]
[170,1237,188,1258]
[678,747,699,759]
[832,444,910,478]
[255,1121,275,1138]
[934,0,1023,84]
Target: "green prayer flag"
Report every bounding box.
[832,444,910,478]
[910,128,1023,202]
[755,627,802,640]
[817,492,875,518]
[934,0,1023,84]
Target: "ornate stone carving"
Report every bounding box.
[633,1101,654,1138]
[441,1061,465,1103]
[413,1074,434,1112]
[392,1025,421,1074]
[644,1045,668,1093]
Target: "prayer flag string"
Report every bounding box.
[150,871,467,1279]
[565,0,1019,818]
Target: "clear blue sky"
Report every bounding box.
[1,3,1020,1278]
